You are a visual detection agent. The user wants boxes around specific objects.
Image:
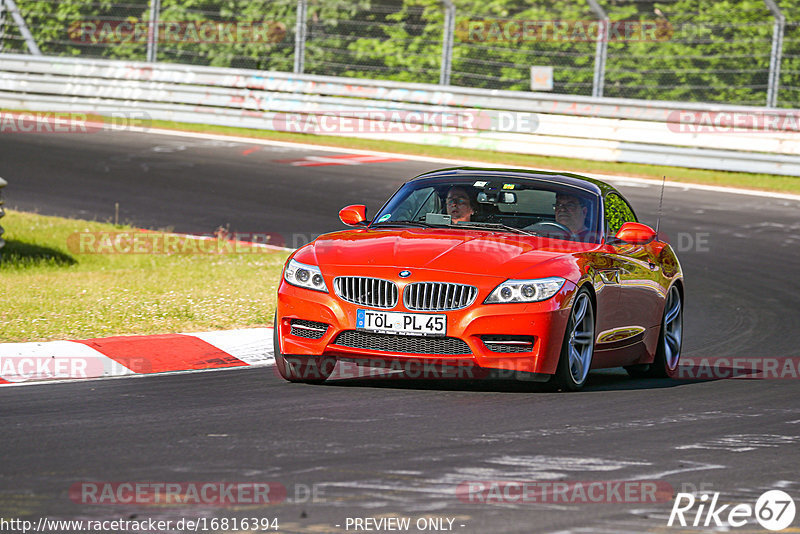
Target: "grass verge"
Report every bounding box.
[0,210,289,342]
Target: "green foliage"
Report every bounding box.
[604,193,636,235]
[6,0,131,57]
[604,0,775,104]
[5,0,799,106]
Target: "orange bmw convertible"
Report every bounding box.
[274,168,684,390]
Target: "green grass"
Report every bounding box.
[0,210,289,342]
[140,118,800,195]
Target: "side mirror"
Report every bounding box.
[339,204,367,226]
[614,222,656,245]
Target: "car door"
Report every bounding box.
[605,193,663,342]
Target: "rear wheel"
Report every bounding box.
[625,284,683,378]
[649,284,683,377]
[273,314,336,384]
[553,288,595,391]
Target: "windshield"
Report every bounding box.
[371,176,602,243]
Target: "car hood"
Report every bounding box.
[297,228,589,280]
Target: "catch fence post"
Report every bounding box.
[4,0,41,55]
[146,0,160,62]
[439,0,455,85]
[294,0,307,74]
[587,0,608,98]
[764,0,785,108]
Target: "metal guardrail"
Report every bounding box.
[1,53,799,176]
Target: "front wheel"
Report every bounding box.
[273,314,336,384]
[553,288,595,391]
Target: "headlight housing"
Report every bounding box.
[283,258,328,293]
[485,277,565,304]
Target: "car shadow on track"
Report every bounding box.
[313,367,712,394]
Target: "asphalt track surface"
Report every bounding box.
[2,130,800,533]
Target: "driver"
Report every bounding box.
[554,193,589,236]
[446,186,475,223]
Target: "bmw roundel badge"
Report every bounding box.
[399,270,411,278]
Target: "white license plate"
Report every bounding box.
[356,309,446,337]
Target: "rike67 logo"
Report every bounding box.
[668,490,796,531]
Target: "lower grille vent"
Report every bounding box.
[333,331,472,355]
[481,335,535,353]
[290,319,329,340]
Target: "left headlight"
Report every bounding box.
[485,277,565,304]
[283,258,328,293]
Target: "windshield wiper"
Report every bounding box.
[370,220,438,228]
[371,220,534,235]
[453,222,534,235]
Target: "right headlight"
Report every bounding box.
[283,258,328,293]
[484,277,565,304]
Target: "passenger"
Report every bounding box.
[446,186,475,223]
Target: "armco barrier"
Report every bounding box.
[1,53,799,176]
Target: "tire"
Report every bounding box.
[624,284,683,379]
[553,287,595,391]
[648,284,683,378]
[273,314,336,384]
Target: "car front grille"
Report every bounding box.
[403,282,478,311]
[290,319,329,340]
[334,277,398,309]
[333,331,472,355]
[481,335,535,353]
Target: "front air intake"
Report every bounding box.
[290,319,329,340]
[481,335,535,353]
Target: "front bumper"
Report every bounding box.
[276,269,576,376]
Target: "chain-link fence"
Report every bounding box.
[1,0,799,108]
